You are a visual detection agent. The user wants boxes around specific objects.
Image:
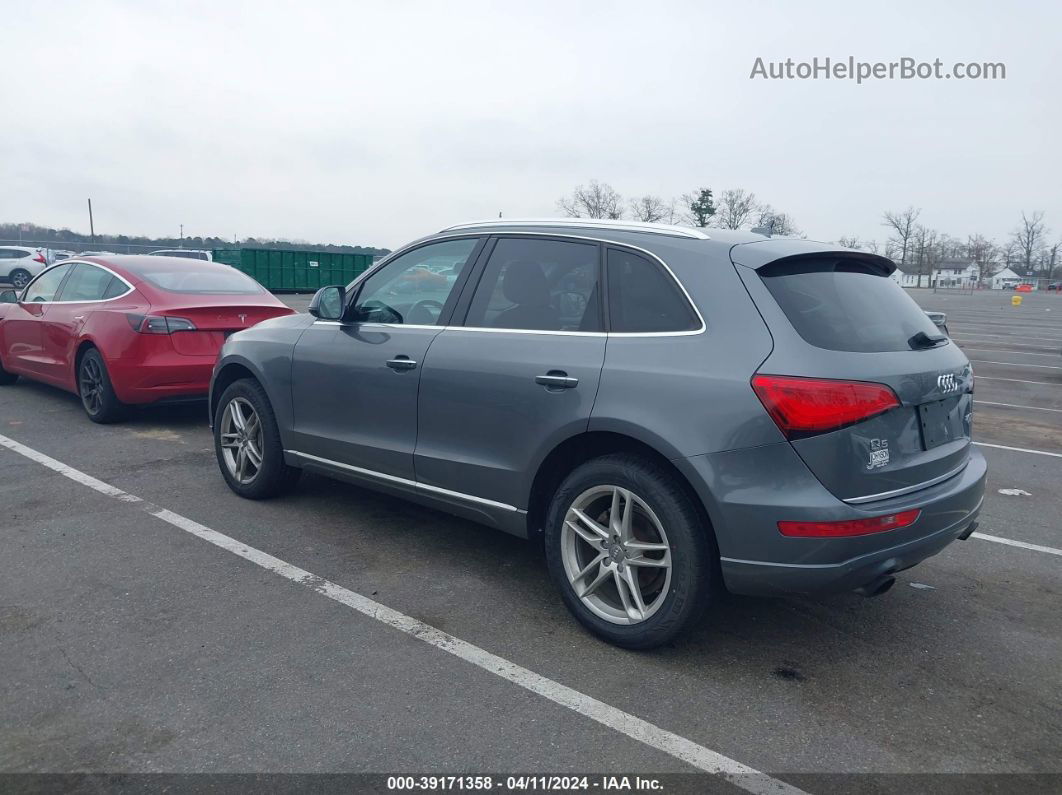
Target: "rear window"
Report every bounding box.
[760,257,941,353]
[122,261,263,294]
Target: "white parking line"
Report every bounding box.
[959,347,1062,358]
[975,401,1062,413]
[976,376,1059,387]
[974,441,1062,459]
[953,336,1062,348]
[969,359,1062,370]
[972,532,1062,557]
[0,432,803,795]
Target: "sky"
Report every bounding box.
[3,0,1060,251]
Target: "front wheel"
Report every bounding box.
[214,378,300,499]
[544,454,713,649]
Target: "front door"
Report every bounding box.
[289,237,484,481]
[1,263,74,377]
[415,236,607,510]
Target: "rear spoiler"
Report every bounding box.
[730,239,896,275]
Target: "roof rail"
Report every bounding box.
[440,218,711,240]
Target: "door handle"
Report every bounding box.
[535,372,579,389]
[73,315,84,321]
[386,356,418,372]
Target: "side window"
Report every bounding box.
[0,250,11,260]
[22,264,73,303]
[353,238,479,325]
[102,276,129,299]
[58,263,126,302]
[464,238,601,332]
[606,249,699,333]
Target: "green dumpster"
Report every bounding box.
[211,248,374,293]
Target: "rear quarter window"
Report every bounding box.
[760,257,940,353]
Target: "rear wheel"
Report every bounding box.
[214,378,300,499]
[544,453,713,649]
[9,269,31,290]
[78,348,127,423]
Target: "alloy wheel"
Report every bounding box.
[219,397,264,485]
[12,271,29,289]
[79,357,104,415]
[560,485,673,625]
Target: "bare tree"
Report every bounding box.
[1010,210,1048,276]
[754,205,801,236]
[910,225,942,287]
[837,235,863,249]
[629,195,669,223]
[881,207,921,266]
[964,234,998,284]
[714,189,758,229]
[680,188,716,227]
[660,199,683,226]
[557,180,624,219]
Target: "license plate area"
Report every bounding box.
[919,399,953,450]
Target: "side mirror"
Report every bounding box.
[0,290,17,304]
[308,285,345,320]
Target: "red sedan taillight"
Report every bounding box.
[751,374,900,438]
[778,509,921,537]
[125,314,197,333]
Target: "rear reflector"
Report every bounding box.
[778,509,920,538]
[751,374,900,437]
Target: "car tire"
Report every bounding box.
[213,378,301,499]
[544,453,713,649]
[9,269,31,290]
[78,348,128,423]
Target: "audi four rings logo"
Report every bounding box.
[937,373,959,392]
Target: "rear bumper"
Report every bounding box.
[109,356,214,404]
[679,443,987,596]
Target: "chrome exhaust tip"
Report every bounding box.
[856,575,896,598]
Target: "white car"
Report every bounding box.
[49,249,76,263]
[0,246,50,289]
[149,248,213,261]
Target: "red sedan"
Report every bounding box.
[0,255,295,422]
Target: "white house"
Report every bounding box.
[932,259,979,287]
[988,267,1022,289]
[890,268,923,287]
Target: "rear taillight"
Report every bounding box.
[34,252,47,264]
[778,509,920,537]
[751,374,900,437]
[125,314,196,333]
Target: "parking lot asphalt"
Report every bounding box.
[1,288,1060,791]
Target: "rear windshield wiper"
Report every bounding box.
[908,331,948,350]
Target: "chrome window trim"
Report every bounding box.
[343,231,705,338]
[286,450,523,513]
[440,218,711,240]
[842,460,970,505]
[18,260,135,305]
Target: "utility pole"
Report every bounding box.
[87,199,96,245]
[180,224,184,245]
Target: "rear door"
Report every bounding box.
[40,262,130,384]
[734,244,973,504]
[414,236,607,511]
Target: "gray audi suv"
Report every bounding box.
[209,219,986,648]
